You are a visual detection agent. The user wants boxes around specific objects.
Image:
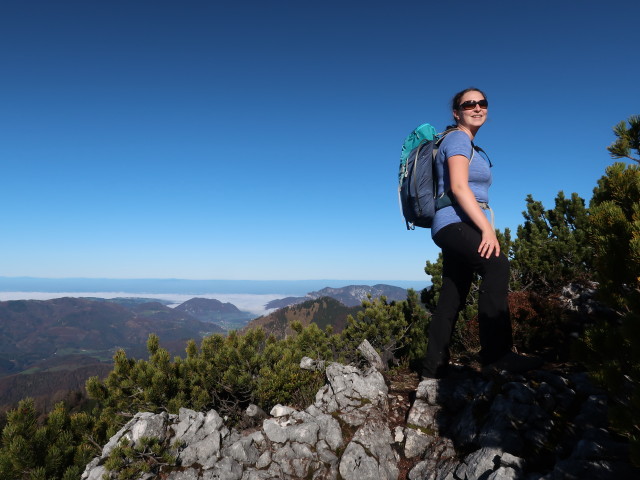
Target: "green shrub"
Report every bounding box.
[0,399,98,480]
[103,436,176,480]
[575,159,640,465]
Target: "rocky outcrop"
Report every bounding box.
[558,282,618,320]
[404,369,635,479]
[82,344,637,480]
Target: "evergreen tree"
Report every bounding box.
[510,192,592,294]
[589,161,640,311]
[400,289,430,367]
[102,436,176,480]
[339,291,428,367]
[576,160,640,464]
[256,322,329,408]
[608,115,640,164]
[0,398,97,480]
[421,254,443,313]
[0,398,39,478]
[87,326,336,435]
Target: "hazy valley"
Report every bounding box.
[0,283,409,413]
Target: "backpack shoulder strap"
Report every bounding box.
[472,143,492,167]
[432,128,457,159]
[437,128,476,164]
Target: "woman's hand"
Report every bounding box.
[448,154,499,258]
[478,228,500,258]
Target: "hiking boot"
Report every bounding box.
[482,352,544,375]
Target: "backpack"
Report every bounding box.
[398,124,492,230]
[398,123,454,230]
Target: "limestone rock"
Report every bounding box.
[357,339,386,371]
[82,347,637,480]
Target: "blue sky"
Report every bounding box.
[1,0,638,283]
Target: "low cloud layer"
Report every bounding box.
[0,291,292,316]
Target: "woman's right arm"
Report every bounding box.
[447,154,500,258]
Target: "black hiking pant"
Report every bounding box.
[422,222,513,376]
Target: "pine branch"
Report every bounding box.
[85,435,105,451]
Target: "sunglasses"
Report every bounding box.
[458,99,489,110]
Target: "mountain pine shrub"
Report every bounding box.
[87,323,338,436]
[0,398,97,480]
[339,291,428,367]
[575,159,640,465]
[511,191,592,294]
[103,436,176,480]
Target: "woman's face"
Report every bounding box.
[453,90,488,132]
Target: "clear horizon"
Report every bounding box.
[0,277,428,315]
[0,291,283,316]
[0,276,427,289]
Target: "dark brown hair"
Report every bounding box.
[447,87,488,128]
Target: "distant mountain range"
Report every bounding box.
[0,284,409,379]
[265,284,408,309]
[0,284,411,413]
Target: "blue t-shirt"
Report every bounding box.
[431,130,492,237]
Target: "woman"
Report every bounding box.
[422,87,542,378]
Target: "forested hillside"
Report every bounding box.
[0,298,223,377]
[245,296,361,338]
[0,297,226,418]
